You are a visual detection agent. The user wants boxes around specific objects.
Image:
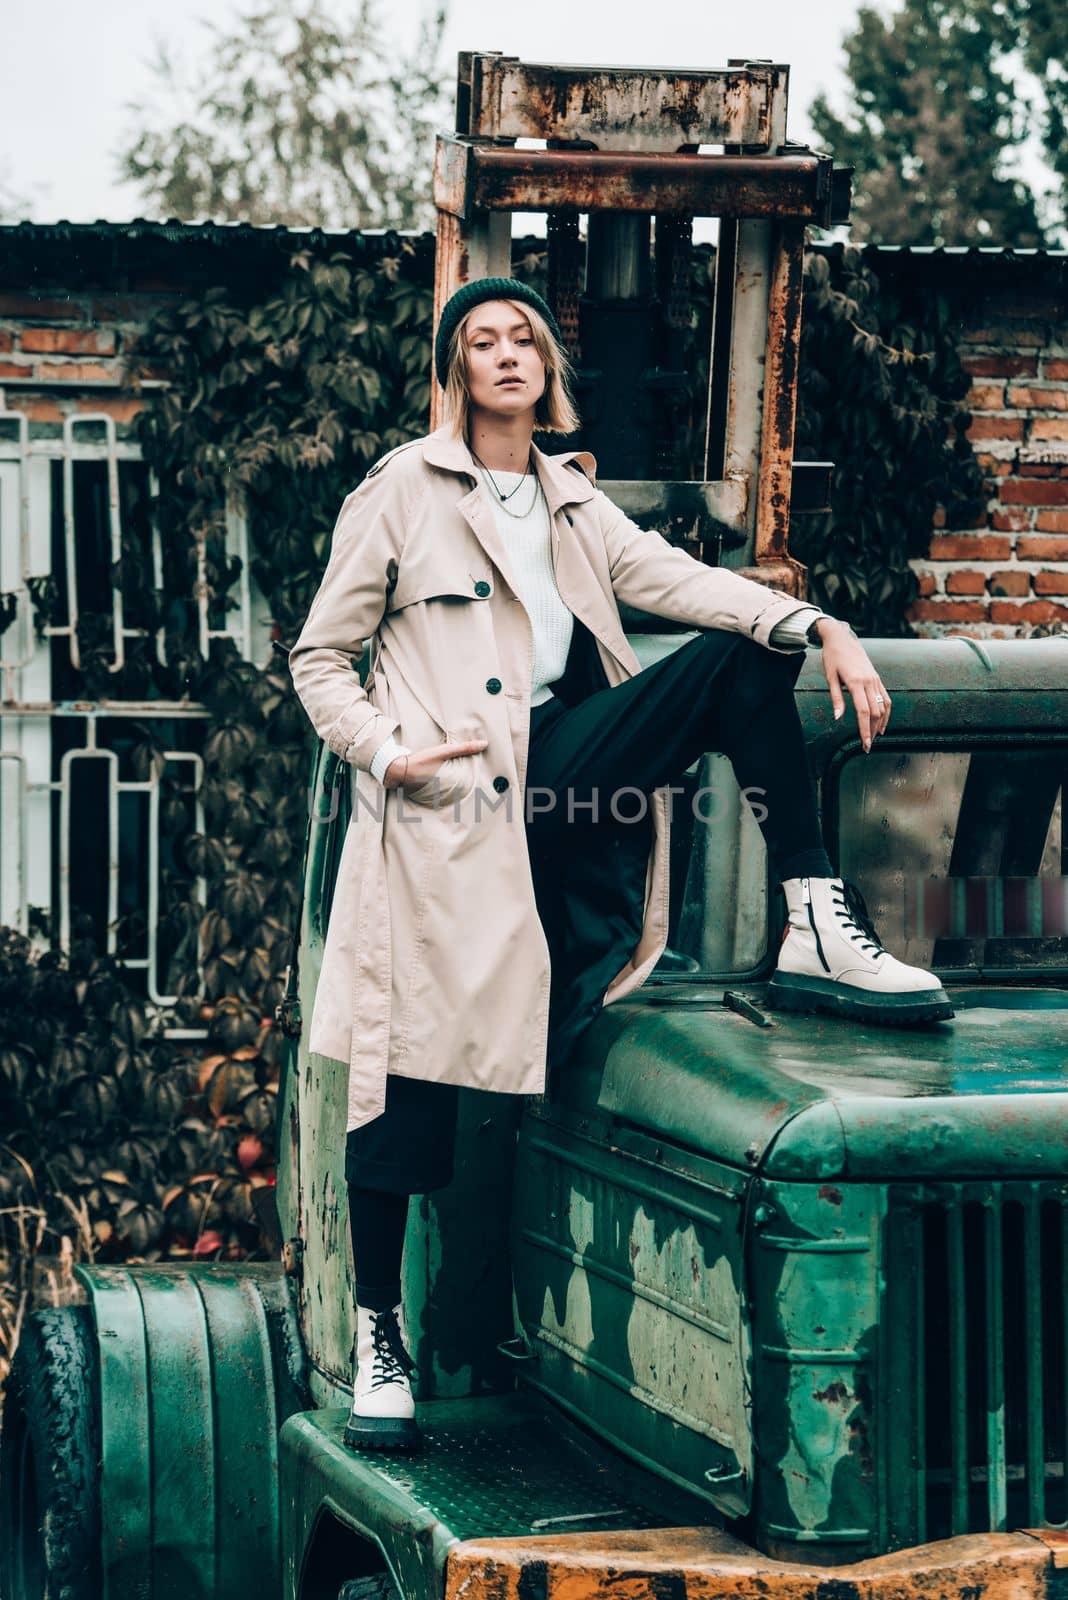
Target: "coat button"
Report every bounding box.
[492,776,509,794]
[474,580,491,597]
[485,677,502,694]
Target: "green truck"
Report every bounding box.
[6,635,1068,1600]
[5,49,1068,1600]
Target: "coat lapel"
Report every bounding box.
[420,426,626,667]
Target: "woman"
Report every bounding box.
[289,276,951,1452]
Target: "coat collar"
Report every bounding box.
[421,424,598,515]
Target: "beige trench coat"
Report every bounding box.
[289,424,812,1133]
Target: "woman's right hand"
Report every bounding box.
[383,740,489,791]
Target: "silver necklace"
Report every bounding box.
[472,447,534,502]
[476,460,542,520]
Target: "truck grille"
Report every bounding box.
[885,1182,1068,1546]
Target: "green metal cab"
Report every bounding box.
[271,633,1068,1600]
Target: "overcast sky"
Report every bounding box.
[1,0,869,226]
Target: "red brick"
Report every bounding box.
[909,599,988,622]
[1001,480,1068,506]
[1031,417,1068,441]
[20,327,116,355]
[985,293,1063,319]
[1046,359,1068,382]
[1034,570,1068,595]
[967,383,1006,410]
[991,507,1032,532]
[1036,512,1068,534]
[960,324,1045,347]
[0,361,29,379]
[946,569,988,594]
[989,569,1030,596]
[75,394,143,422]
[962,354,1039,379]
[1008,385,1068,411]
[16,397,63,422]
[967,415,1025,442]
[975,454,1013,476]
[0,331,12,352]
[914,571,938,597]
[34,361,115,384]
[990,599,1068,624]
[1017,536,1068,560]
[1019,463,1058,478]
[929,534,1012,560]
[0,292,78,318]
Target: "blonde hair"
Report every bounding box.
[441,299,581,439]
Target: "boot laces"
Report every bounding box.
[370,1308,417,1391]
[831,879,887,959]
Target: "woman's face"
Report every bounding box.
[462,300,547,420]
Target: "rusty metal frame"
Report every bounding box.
[454,55,783,150]
[431,54,850,592]
[435,143,837,226]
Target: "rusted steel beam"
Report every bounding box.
[434,139,836,224]
[455,53,779,151]
[430,205,511,429]
[445,1527,1056,1600]
[754,219,806,579]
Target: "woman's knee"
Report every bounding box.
[720,635,805,708]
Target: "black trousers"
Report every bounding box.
[345,627,829,1197]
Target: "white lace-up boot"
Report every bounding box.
[343,1303,419,1451]
[767,875,954,1024]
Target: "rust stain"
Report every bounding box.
[812,1381,850,1404]
[817,1185,843,1207]
[446,1528,1052,1600]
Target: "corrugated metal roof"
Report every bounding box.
[840,243,1068,262]
[0,217,424,247]
[0,219,1062,266]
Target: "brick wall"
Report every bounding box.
[0,286,177,428]
[906,284,1068,637]
[2,228,1065,638]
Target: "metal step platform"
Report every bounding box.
[280,1391,720,1600]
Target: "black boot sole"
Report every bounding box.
[766,971,955,1026]
[343,1415,421,1452]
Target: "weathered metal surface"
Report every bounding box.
[599,478,748,556]
[753,220,806,581]
[74,1262,305,1599]
[884,1182,1068,1549]
[553,973,1068,1182]
[719,218,775,566]
[748,1177,884,1553]
[434,139,837,223]
[280,1393,711,1600]
[512,1106,754,1516]
[506,637,1068,1557]
[1023,1527,1068,1568]
[455,54,780,151]
[444,1528,1054,1600]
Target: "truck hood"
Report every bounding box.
[562,986,1068,1181]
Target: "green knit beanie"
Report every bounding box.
[434,277,564,388]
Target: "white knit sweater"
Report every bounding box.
[482,468,573,707]
[366,471,824,783]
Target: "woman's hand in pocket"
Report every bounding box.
[383,740,488,792]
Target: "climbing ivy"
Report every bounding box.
[791,243,985,633]
[0,230,981,1365]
